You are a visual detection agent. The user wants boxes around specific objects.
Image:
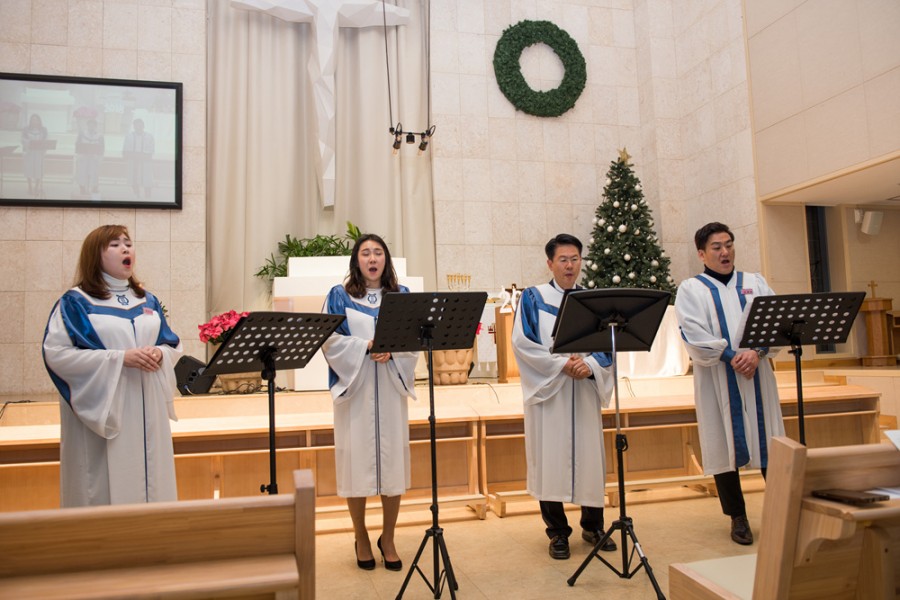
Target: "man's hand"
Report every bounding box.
[562,355,591,380]
[730,349,759,379]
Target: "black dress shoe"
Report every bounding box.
[355,541,376,570]
[581,529,617,552]
[730,515,753,545]
[377,535,403,571]
[548,535,570,559]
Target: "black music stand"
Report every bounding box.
[738,291,864,445]
[554,288,669,600]
[204,311,344,494]
[372,291,486,600]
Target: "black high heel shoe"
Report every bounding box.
[355,541,375,570]
[377,535,403,571]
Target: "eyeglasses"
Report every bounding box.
[555,256,582,266]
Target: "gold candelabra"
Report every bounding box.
[446,273,471,291]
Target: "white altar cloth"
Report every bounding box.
[616,305,689,378]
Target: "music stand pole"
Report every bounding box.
[203,312,345,495]
[546,288,668,598]
[566,321,665,599]
[789,335,806,445]
[260,347,278,494]
[396,324,459,600]
[370,291,485,600]
[737,291,865,447]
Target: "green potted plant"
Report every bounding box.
[255,221,361,283]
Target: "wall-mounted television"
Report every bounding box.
[0,72,182,209]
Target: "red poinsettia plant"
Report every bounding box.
[198,310,249,344]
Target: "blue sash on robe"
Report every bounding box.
[695,273,767,468]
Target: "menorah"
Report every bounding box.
[446,273,471,291]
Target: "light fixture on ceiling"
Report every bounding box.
[383,0,435,154]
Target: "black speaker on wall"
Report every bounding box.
[174,355,215,395]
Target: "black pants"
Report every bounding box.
[714,468,767,517]
[540,501,604,539]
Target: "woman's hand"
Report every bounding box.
[367,340,391,363]
[370,350,392,363]
[124,346,162,371]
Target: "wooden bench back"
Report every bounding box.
[753,437,900,599]
[0,469,315,580]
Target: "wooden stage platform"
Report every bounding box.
[0,371,883,531]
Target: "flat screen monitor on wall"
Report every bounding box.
[0,72,182,209]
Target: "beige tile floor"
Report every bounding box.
[315,491,762,599]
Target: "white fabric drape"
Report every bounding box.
[207,0,436,316]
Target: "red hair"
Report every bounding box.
[75,225,145,300]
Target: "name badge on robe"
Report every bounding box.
[143,307,155,315]
[740,289,754,295]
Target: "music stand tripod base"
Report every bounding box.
[372,291,486,600]
[204,312,345,495]
[551,288,669,599]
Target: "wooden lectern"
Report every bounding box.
[494,307,519,383]
[860,280,896,367]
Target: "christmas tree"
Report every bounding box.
[581,149,677,300]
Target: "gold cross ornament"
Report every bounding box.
[867,280,878,298]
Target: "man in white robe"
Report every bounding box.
[675,222,783,545]
[43,280,181,507]
[512,234,616,560]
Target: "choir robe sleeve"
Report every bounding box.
[43,300,125,439]
[584,352,615,408]
[142,292,182,421]
[43,292,183,437]
[674,278,731,367]
[322,286,418,404]
[322,288,369,405]
[512,288,568,406]
[512,287,613,407]
[386,352,418,401]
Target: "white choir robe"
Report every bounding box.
[322,285,418,498]
[42,287,182,507]
[512,282,615,507]
[675,272,784,475]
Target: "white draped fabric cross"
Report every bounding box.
[231,0,410,206]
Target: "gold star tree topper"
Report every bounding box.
[618,147,632,164]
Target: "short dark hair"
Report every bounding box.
[545,233,583,260]
[694,222,734,250]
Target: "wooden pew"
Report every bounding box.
[0,469,316,600]
[669,437,900,599]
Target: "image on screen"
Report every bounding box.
[0,72,182,209]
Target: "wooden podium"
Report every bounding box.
[494,307,519,383]
[860,281,896,367]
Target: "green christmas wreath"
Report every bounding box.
[492,20,586,118]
